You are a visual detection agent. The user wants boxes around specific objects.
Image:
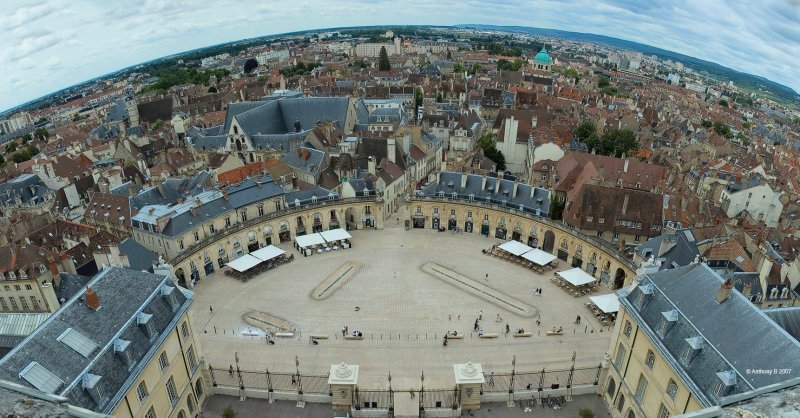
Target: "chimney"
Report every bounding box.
[624,159,629,173]
[622,194,629,215]
[367,156,376,175]
[48,256,59,277]
[85,287,100,310]
[716,278,734,303]
[291,174,298,190]
[387,138,396,164]
[531,116,538,129]
[742,282,752,298]
[222,190,229,200]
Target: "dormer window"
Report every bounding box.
[38,264,46,274]
[714,370,736,398]
[681,336,704,365]
[635,284,654,310]
[658,310,678,338]
[160,285,178,311]
[137,312,156,339]
[82,373,105,407]
[9,271,16,279]
[114,338,133,368]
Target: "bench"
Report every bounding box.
[309,334,328,340]
[545,330,564,336]
[344,335,363,340]
[275,332,294,338]
[445,334,464,339]
[479,333,499,338]
[513,332,532,337]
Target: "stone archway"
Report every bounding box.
[557,237,569,261]
[614,268,626,290]
[278,221,291,242]
[542,230,555,254]
[345,208,358,230]
[312,212,324,232]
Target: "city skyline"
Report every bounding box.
[1,0,799,113]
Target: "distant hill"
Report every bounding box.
[458,24,800,106]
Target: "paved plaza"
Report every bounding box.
[189,220,614,389]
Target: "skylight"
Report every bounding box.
[57,328,99,358]
[19,361,64,394]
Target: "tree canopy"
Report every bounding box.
[378,46,391,71]
[280,62,320,78]
[144,68,229,94]
[496,59,524,72]
[573,121,639,158]
[243,58,258,74]
[477,132,506,170]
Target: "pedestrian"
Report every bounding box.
[342,326,346,336]
[209,306,213,314]
[576,315,581,324]
[228,365,234,376]
[485,273,488,281]
[474,320,480,331]
[345,325,349,335]
[489,372,495,386]
[410,390,415,399]
[505,323,510,334]
[496,313,501,322]
[291,375,296,385]
[448,314,452,321]
[536,318,541,326]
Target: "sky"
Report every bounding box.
[2,0,799,113]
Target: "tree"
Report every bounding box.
[33,127,49,140]
[712,121,732,138]
[0,154,5,166]
[453,62,465,74]
[378,46,391,71]
[5,142,17,153]
[573,121,598,144]
[414,86,423,109]
[598,77,610,88]
[718,99,729,107]
[579,408,595,418]
[208,86,217,93]
[476,132,506,170]
[436,91,443,103]
[222,405,237,418]
[601,128,639,158]
[243,58,258,74]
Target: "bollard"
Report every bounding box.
[584,326,587,333]
[224,329,226,335]
[214,326,217,333]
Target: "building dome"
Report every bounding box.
[534,47,552,65]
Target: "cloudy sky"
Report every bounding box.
[2,0,799,113]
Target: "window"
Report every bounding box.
[634,375,648,402]
[258,205,264,216]
[166,376,178,405]
[30,296,39,310]
[225,217,231,227]
[596,231,603,238]
[3,285,9,291]
[0,297,7,310]
[25,284,32,290]
[241,211,247,222]
[365,206,371,215]
[136,381,148,403]
[613,232,620,240]
[599,218,605,224]
[645,350,656,369]
[181,321,189,338]
[606,377,616,398]
[617,393,625,412]
[658,404,669,418]
[209,224,215,234]
[20,297,28,311]
[667,379,678,399]
[14,285,21,291]
[623,321,632,338]
[10,297,18,311]
[187,395,196,413]
[179,240,184,250]
[614,343,626,370]
[193,231,200,241]
[541,174,547,181]
[144,406,156,418]
[586,216,593,222]
[483,214,489,221]
[450,209,456,216]
[188,346,198,371]
[159,351,169,371]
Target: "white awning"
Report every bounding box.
[295,233,326,248]
[558,268,595,286]
[227,254,262,272]
[498,240,533,256]
[521,249,557,266]
[320,228,352,242]
[249,245,286,261]
[589,294,620,313]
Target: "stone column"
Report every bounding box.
[329,362,359,413]
[454,361,485,411]
[597,352,612,397]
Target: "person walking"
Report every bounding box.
[342,326,346,336]
[228,365,234,376]
[488,372,495,387]
[449,314,452,321]
[496,313,501,322]
[291,375,297,386]
[474,320,480,331]
[575,315,581,325]
[485,273,488,281]
[209,306,213,314]
[505,323,510,334]
[345,325,349,335]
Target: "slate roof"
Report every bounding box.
[0,174,53,207]
[0,268,192,414]
[763,307,800,342]
[56,272,93,304]
[621,264,800,407]
[285,187,338,208]
[418,172,550,217]
[635,229,700,270]
[281,147,326,176]
[104,100,128,124]
[117,238,157,272]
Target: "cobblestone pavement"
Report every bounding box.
[190,224,615,387]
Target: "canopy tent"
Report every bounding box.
[589,294,620,313]
[227,254,263,273]
[249,245,286,261]
[498,240,533,256]
[320,228,352,242]
[557,268,595,286]
[295,233,326,248]
[521,248,558,266]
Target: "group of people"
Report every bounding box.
[531,288,543,296]
[341,325,362,337]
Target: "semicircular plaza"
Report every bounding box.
[176,195,634,383]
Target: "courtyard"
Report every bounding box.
[189,221,615,390]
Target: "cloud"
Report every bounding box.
[0,0,798,112]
